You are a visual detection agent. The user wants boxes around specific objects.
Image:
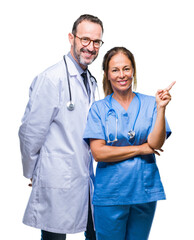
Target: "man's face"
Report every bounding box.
[69,21,103,69]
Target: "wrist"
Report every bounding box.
[136,145,143,155]
[157,105,166,112]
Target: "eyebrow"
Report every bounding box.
[111,65,131,69]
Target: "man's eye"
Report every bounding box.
[82,38,90,42]
[94,40,100,44]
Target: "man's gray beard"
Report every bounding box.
[73,46,97,66]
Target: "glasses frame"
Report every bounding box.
[74,35,104,48]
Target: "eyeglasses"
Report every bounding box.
[74,35,104,48]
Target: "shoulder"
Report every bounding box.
[89,96,110,119]
[30,59,65,92]
[91,95,110,110]
[40,60,65,84]
[136,92,155,101]
[136,92,156,106]
[135,92,156,115]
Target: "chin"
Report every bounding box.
[81,59,93,66]
[80,55,97,66]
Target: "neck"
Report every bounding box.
[112,90,135,111]
[113,89,134,101]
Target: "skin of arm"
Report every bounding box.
[147,81,175,149]
[90,139,161,162]
[147,105,166,150]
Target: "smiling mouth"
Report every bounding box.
[81,48,96,57]
[118,80,128,85]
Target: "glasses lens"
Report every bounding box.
[78,36,103,48]
[81,37,90,46]
[93,40,101,48]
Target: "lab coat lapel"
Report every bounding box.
[66,55,89,97]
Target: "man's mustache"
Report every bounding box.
[81,48,96,55]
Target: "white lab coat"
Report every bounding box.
[18,54,97,234]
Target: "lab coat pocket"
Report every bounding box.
[143,163,164,193]
[40,153,72,189]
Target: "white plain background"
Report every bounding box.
[0,0,193,239]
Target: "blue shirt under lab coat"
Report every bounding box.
[84,93,171,206]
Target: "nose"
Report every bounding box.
[119,70,125,78]
[87,41,95,51]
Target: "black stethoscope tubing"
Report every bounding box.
[63,56,75,111]
[63,55,97,111]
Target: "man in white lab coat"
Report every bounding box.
[18,14,104,240]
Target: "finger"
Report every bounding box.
[162,96,171,101]
[161,92,171,100]
[154,150,160,156]
[165,81,176,91]
[157,89,165,98]
[157,89,163,94]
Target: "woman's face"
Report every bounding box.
[108,52,134,94]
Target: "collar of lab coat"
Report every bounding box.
[67,52,86,76]
[65,54,80,77]
[64,54,96,103]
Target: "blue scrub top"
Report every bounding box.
[84,93,171,206]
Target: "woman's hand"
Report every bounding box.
[147,81,175,150]
[156,81,176,109]
[139,143,163,156]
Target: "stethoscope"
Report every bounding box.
[63,55,98,111]
[105,92,141,143]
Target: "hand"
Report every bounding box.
[28,178,32,187]
[156,81,176,108]
[140,143,163,156]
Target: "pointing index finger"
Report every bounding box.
[165,81,176,91]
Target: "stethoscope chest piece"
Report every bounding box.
[128,130,135,139]
[67,101,75,111]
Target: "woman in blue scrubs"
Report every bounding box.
[84,47,175,240]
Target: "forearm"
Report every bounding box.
[147,106,166,149]
[92,144,140,162]
[90,139,155,162]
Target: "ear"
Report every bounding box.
[68,33,74,45]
